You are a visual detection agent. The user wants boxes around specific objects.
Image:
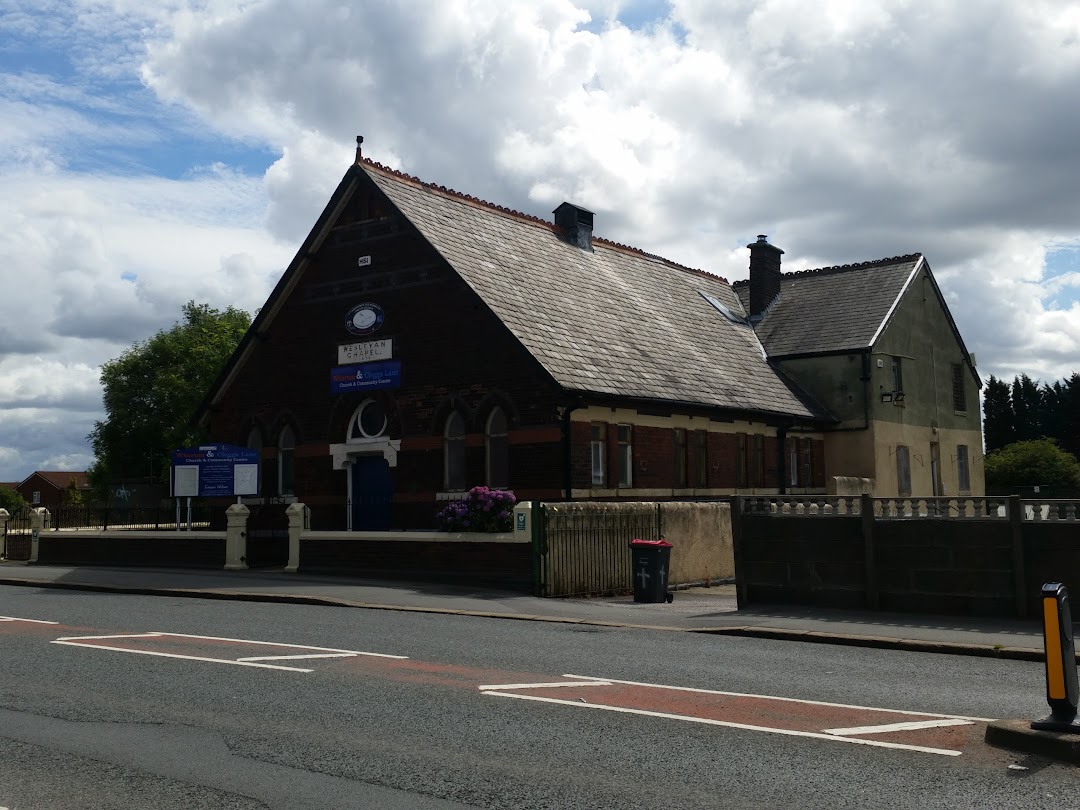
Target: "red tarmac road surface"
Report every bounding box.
[477,675,994,757]
[5,615,998,760]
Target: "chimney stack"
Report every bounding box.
[553,202,594,252]
[355,135,364,163]
[748,234,783,321]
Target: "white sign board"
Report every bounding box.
[174,466,199,498]
[338,338,392,365]
[233,464,259,496]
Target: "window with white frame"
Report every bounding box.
[591,423,606,486]
[617,424,633,488]
[957,445,971,492]
[445,412,467,491]
[351,399,388,440]
[486,407,508,488]
[32,491,40,505]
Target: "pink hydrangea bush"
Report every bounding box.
[436,486,517,532]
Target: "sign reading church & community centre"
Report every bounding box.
[330,360,402,394]
[171,444,260,498]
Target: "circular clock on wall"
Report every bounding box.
[345,302,384,336]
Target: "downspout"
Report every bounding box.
[777,424,789,494]
[562,397,586,501]
[861,350,872,429]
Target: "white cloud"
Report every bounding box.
[2,0,1080,478]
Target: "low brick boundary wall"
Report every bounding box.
[33,530,226,569]
[299,531,532,591]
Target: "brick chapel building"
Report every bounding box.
[196,138,981,530]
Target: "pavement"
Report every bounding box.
[0,560,1060,660]
[3,560,1079,764]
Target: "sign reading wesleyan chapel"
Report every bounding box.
[337,338,392,365]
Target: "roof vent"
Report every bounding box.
[553,202,594,252]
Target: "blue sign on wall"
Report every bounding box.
[330,360,402,394]
[171,444,260,497]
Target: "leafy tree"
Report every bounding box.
[984,439,1080,496]
[0,487,26,514]
[982,375,1014,452]
[88,302,251,491]
[1010,374,1041,443]
[62,478,85,506]
[1061,373,1080,460]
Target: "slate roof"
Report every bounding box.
[362,161,825,420]
[732,256,922,357]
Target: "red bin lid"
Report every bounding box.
[630,538,672,548]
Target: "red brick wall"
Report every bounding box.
[207,178,566,528]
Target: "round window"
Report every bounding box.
[355,400,387,439]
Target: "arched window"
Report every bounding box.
[246,426,262,452]
[350,399,387,440]
[485,407,508,488]
[444,412,466,491]
[278,426,295,496]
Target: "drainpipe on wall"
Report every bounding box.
[861,350,872,429]
[777,424,789,495]
[561,397,586,501]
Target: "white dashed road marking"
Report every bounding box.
[0,615,59,624]
[52,631,407,672]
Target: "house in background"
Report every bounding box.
[196,138,983,530]
[733,240,984,499]
[12,471,91,512]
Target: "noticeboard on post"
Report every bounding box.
[171,444,260,498]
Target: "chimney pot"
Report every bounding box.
[553,202,595,252]
[355,135,364,163]
[747,234,784,321]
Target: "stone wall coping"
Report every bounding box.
[33,530,226,540]
[300,530,525,544]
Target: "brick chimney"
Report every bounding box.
[553,202,594,252]
[748,234,783,321]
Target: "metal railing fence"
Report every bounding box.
[538,502,662,597]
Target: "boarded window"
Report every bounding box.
[736,433,747,487]
[617,424,633,488]
[591,423,606,486]
[696,430,708,488]
[896,445,911,496]
[674,428,687,487]
[952,363,966,412]
[800,438,813,487]
[445,412,466,491]
[486,407,508,488]
[957,445,970,492]
[751,434,765,487]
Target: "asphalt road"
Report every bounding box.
[0,585,1074,809]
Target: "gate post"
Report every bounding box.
[224,503,249,570]
[29,508,49,563]
[514,501,543,596]
[0,508,8,559]
[284,502,309,573]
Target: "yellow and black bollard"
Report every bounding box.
[1031,583,1080,732]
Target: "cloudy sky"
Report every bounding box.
[2,0,1079,482]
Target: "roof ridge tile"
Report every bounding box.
[360,157,728,284]
[731,253,922,286]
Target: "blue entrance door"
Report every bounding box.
[351,456,393,531]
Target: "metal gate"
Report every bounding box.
[2,506,32,561]
[536,503,662,597]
